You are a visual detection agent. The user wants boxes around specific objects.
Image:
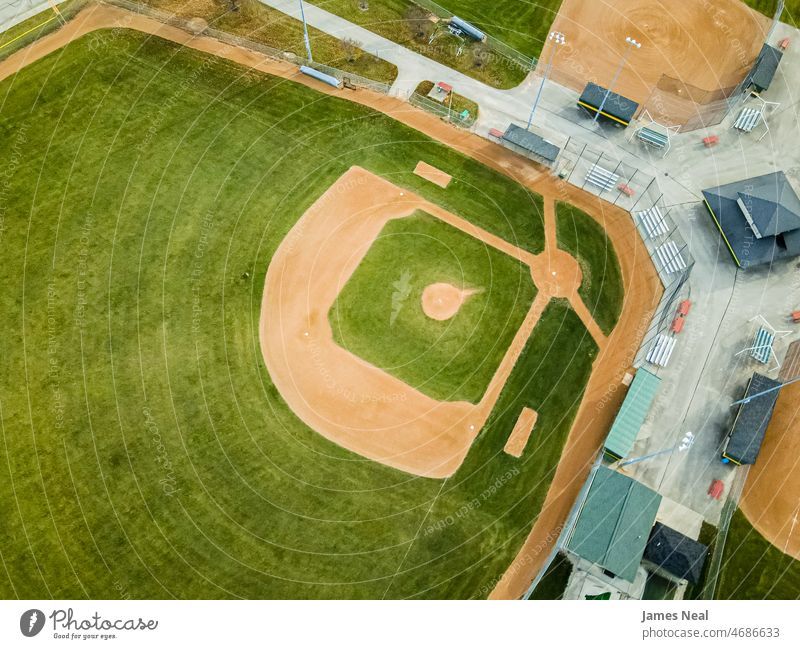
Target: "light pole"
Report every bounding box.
[299,0,313,62]
[594,35,641,123]
[526,31,566,130]
[618,432,695,468]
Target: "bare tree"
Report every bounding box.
[340,37,362,64]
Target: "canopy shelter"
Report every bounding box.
[703,171,800,268]
[566,466,661,582]
[578,82,639,127]
[643,523,708,585]
[722,372,782,465]
[631,111,679,156]
[604,369,662,461]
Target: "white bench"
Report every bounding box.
[636,206,669,239]
[734,107,762,133]
[647,334,676,368]
[655,241,687,274]
[585,164,619,191]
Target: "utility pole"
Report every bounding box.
[299,0,313,62]
[594,36,641,123]
[527,31,566,130]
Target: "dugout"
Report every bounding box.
[744,44,783,93]
[500,124,560,167]
[578,82,639,127]
[604,368,661,461]
[721,372,781,465]
[643,523,708,585]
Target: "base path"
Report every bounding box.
[2,3,662,597]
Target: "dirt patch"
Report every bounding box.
[740,380,800,561]
[414,160,452,188]
[2,4,663,597]
[421,283,478,321]
[546,0,770,122]
[504,407,539,458]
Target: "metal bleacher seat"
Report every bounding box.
[636,206,669,239]
[734,107,762,133]
[647,334,676,368]
[750,327,775,364]
[655,241,687,274]
[636,126,668,149]
[585,164,619,191]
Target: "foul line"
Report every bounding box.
[0,14,59,52]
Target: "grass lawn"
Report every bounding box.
[413,80,478,121]
[528,553,572,599]
[0,0,89,61]
[744,0,797,22]
[330,212,536,403]
[0,29,589,599]
[140,0,398,82]
[716,510,800,599]
[309,0,538,88]
[555,202,624,336]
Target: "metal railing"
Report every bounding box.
[408,91,476,128]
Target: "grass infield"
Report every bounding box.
[0,29,598,598]
[330,211,537,404]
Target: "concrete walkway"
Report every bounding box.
[0,0,65,32]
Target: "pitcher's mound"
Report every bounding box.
[421,283,477,321]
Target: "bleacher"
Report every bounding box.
[734,107,762,133]
[636,126,669,149]
[750,327,775,364]
[636,206,669,239]
[585,164,619,191]
[647,334,677,368]
[655,241,687,274]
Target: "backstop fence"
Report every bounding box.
[102,0,392,94]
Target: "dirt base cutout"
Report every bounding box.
[414,161,452,188]
[504,407,538,458]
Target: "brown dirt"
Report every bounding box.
[414,160,452,188]
[740,341,800,561]
[504,407,538,458]
[2,3,663,597]
[545,0,771,123]
[421,283,477,321]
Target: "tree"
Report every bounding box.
[339,37,362,64]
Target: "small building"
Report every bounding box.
[643,523,708,585]
[577,82,639,127]
[702,171,800,268]
[500,124,560,167]
[604,368,662,461]
[744,44,783,93]
[566,466,661,582]
[722,372,782,465]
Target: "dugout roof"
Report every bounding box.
[723,372,781,465]
[578,82,639,126]
[702,171,800,268]
[746,44,783,93]
[502,124,560,164]
[604,369,662,461]
[644,523,708,585]
[567,466,661,582]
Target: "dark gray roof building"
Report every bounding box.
[722,372,781,465]
[501,124,560,165]
[578,82,639,127]
[745,44,783,93]
[644,523,708,585]
[702,171,800,268]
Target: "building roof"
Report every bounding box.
[502,124,560,163]
[436,81,453,93]
[604,369,662,460]
[578,82,639,125]
[702,171,800,267]
[724,372,782,465]
[567,466,661,582]
[746,44,783,92]
[644,523,708,584]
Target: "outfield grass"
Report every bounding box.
[556,202,624,336]
[528,553,571,599]
[744,0,797,23]
[716,510,800,599]
[309,0,540,88]
[140,0,398,82]
[330,212,536,403]
[0,30,597,598]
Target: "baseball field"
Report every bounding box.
[0,2,657,598]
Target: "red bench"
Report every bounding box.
[678,300,692,317]
[708,479,724,500]
[703,135,719,147]
[779,37,790,51]
[792,310,800,323]
[671,316,686,334]
[488,128,505,139]
[617,183,635,196]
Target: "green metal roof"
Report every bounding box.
[567,466,661,582]
[604,369,662,460]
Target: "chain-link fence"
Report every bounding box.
[408,91,476,128]
[102,0,392,94]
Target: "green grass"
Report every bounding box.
[555,202,624,336]
[528,553,571,599]
[743,0,797,23]
[0,29,591,598]
[0,0,89,61]
[414,80,478,120]
[140,0,398,82]
[330,212,536,403]
[309,0,541,88]
[716,510,800,599]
